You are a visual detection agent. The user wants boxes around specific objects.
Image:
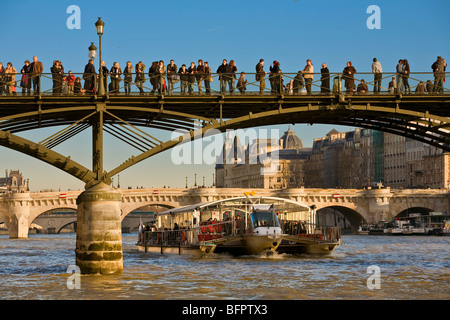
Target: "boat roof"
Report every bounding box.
[158,196,311,216]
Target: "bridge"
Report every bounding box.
[1,186,448,234]
[30,210,155,234]
[1,67,449,274]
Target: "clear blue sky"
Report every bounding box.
[0,0,449,191]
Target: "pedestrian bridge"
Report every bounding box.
[0,187,448,239]
[0,72,449,189]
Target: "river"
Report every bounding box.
[0,233,448,300]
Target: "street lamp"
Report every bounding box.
[88,42,97,59]
[95,17,105,96]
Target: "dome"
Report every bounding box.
[280,127,303,150]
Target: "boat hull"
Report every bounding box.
[136,243,216,257]
[214,234,282,256]
[277,240,339,255]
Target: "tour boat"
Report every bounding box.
[136,196,341,256]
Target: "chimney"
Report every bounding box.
[5,170,8,179]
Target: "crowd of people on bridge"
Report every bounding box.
[0,55,446,96]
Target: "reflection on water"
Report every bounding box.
[0,233,449,300]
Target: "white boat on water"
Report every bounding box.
[384,212,450,236]
[136,196,341,256]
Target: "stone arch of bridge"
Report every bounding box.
[57,221,77,234]
[120,202,177,221]
[30,206,78,226]
[390,205,437,220]
[316,204,369,231]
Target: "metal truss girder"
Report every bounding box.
[0,129,96,184]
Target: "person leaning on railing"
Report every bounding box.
[65,71,76,95]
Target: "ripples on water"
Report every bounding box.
[0,233,448,300]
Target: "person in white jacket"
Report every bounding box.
[372,58,383,93]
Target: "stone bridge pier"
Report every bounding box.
[75,183,123,275]
[0,193,32,239]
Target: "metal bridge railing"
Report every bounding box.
[0,71,447,97]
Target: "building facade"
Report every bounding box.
[0,170,28,193]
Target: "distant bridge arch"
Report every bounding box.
[316,204,369,231]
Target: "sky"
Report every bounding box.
[0,0,449,192]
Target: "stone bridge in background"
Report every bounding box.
[0,187,448,239]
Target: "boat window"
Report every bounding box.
[250,211,280,228]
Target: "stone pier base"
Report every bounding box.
[75,183,123,275]
[2,193,32,239]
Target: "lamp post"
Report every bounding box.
[95,17,105,96]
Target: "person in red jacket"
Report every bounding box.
[65,70,76,95]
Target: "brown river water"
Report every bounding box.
[0,233,448,300]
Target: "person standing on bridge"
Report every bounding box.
[217,59,228,94]
[135,61,146,95]
[148,61,159,94]
[196,59,206,95]
[256,59,266,94]
[187,62,197,95]
[204,61,211,95]
[293,70,304,95]
[178,64,189,95]
[100,61,109,93]
[83,59,96,94]
[0,63,6,95]
[157,60,166,94]
[301,59,314,94]
[227,60,237,94]
[51,60,63,96]
[342,61,356,95]
[403,59,411,94]
[320,63,330,94]
[20,60,32,95]
[123,61,133,95]
[432,56,447,94]
[5,62,17,96]
[396,59,405,93]
[166,59,177,95]
[110,62,122,94]
[30,56,43,95]
[372,58,383,93]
